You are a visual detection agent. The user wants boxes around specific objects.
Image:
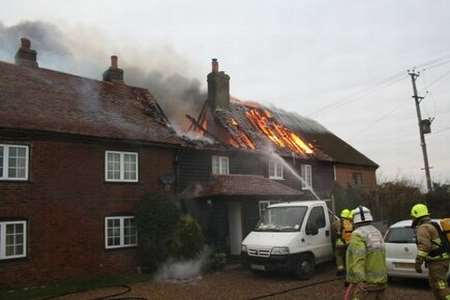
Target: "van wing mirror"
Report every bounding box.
[306,224,319,235]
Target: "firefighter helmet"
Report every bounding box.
[410,203,429,219]
[340,209,352,219]
[352,206,373,224]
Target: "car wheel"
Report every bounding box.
[294,254,315,280]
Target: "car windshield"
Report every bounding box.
[256,206,307,232]
[385,227,416,243]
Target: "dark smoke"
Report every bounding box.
[0,21,206,129]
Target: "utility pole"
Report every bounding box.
[408,70,433,192]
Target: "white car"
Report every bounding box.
[385,219,449,279]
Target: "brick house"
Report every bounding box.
[0,39,182,287]
[178,59,378,254]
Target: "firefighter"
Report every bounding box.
[345,206,387,300]
[333,208,353,276]
[411,203,450,300]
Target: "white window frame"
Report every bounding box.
[268,160,284,179]
[0,220,27,260]
[301,164,313,190]
[105,151,139,182]
[0,144,29,181]
[104,216,138,249]
[211,155,229,175]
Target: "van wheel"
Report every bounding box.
[294,254,315,280]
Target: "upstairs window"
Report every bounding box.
[105,216,137,249]
[105,151,138,182]
[300,164,312,190]
[352,172,363,185]
[0,144,29,181]
[0,221,27,260]
[268,160,284,179]
[212,155,229,175]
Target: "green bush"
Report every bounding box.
[169,215,205,260]
[135,193,180,273]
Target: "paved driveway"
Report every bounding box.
[51,264,433,300]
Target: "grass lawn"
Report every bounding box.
[0,273,153,300]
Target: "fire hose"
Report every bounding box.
[247,277,342,300]
[38,284,148,300]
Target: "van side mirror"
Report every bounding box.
[306,224,319,235]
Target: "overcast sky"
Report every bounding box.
[1,0,450,187]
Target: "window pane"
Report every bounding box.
[268,161,275,177]
[212,156,219,174]
[106,153,121,180]
[124,154,137,180]
[0,146,3,177]
[4,223,25,257]
[124,218,137,245]
[7,146,27,179]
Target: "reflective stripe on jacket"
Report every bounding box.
[346,224,388,285]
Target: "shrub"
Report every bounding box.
[169,215,205,260]
[135,193,180,273]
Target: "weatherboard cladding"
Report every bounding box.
[0,61,182,145]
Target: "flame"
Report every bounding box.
[245,108,313,155]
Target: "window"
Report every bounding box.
[385,227,416,244]
[0,221,27,260]
[105,216,137,249]
[300,164,312,190]
[258,200,281,217]
[212,155,229,175]
[0,144,29,180]
[306,206,326,229]
[352,172,363,185]
[105,151,138,182]
[268,160,283,179]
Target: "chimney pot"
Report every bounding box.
[212,58,219,73]
[111,55,118,69]
[15,37,38,68]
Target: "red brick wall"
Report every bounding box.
[334,163,377,189]
[0,137,176,287]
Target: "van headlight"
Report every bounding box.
[241,245,247,253]
[271,247,289,255]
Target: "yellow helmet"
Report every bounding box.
[410,203,429,219]
[340,209,352,219]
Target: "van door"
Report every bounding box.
[304,205,331,262]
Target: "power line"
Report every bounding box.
[307,52,450,117]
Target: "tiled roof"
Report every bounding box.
[0,61,182,145]
[181,174,303,199]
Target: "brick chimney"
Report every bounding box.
[15,38,38,68]
[207,58,230,110]
[103,55,124,82]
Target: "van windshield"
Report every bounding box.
[256,206,307,232]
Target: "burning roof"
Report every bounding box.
[191,99,331,160]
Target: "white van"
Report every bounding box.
[241,200,334,279]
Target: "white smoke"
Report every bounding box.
[154,247,211,282]
[0,20,206,129]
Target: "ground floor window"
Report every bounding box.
[258,200,281,217]
[0,220,27,260]
[105,216,137,249]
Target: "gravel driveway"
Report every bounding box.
[50,264,433,300]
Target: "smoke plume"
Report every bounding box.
[0,21,206,129]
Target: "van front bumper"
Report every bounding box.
[241,251,300,273]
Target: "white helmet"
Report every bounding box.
[352,206,373,224]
